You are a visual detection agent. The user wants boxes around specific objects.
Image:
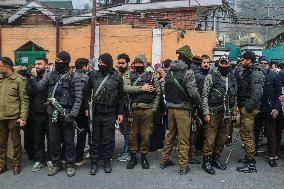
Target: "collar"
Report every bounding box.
[7,71,17,80]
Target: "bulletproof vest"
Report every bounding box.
[129,71,155,104]
[164,69,188,103]
[92,71,120,109]
[208,71,237,114]
[48,72,74,108]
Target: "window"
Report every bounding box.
[157,21,173,29]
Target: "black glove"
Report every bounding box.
[65,114,75,123]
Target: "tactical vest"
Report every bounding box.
[92,71,120,108]
[48,72,75,108]
[208,71,237,114]
[129,71,155,104]
[164,69,188,103]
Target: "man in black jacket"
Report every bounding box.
[236,51,266,173]
[74,58,89,167]
[28,51,83,177]
[28,58,51,172]
[254,56,282,167]
[88,53,124,175]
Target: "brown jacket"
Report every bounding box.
[0,71,29,120]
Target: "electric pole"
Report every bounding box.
[90,0,96,59]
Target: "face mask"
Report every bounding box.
[98,64,109,73]
[201,68,209,74]
[135,66,145,74]
[55,62,69,73]
[218,66,230,76]
[118,67,127,74]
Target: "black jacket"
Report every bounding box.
[87,69,124,116]
[27,75,48,114]
[260,70,282,112]
[28,70,83,117]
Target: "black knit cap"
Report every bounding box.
[56,51,71,64]
[242,51,256,63]
[99,53,113,67]
[0,57,13,67]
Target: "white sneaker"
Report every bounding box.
[117,153,131,162]
[47,161,53,168]
[31,162,44,172]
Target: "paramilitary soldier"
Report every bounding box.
[126,54,160,170]
[236,51,266,173]
[201,56,237,175]
[116,53,154,162]
[88,53,124,175]
[28,58,52,172]
[28,51,83,177]
[160,59,201,175]
[0,57,29,175]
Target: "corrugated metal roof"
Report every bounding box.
[107,0,222,12]
[0,0,26,6]
[63,0,222,24]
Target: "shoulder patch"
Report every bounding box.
[17,74,26,80]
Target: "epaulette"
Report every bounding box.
[17,74,26,80]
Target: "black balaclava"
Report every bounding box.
[98,53,113,74]
[218,66,230,76]
[55,51,71,73]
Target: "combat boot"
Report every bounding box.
[126,153,137,169]
[66,167,76,177]
[141,153,149,169]
[104,161,112,173]
[237,156,249,164]
[48,166,62,176]
[202,156,215,175]
[179,166,190,175]
[212,154,227,170]
[237,159,257,173]
[90,161,98,175]
[160,160,175,169]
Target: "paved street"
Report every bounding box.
[1,130,284,189]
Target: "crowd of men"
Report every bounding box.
[0,45,284,177]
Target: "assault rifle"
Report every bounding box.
[88,90,94,144]
[47,98,83,133]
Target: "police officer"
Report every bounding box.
[194,55,211,155]
[254,56,282,167]
[88,53,124,175]
[74,58,89,167]
[27,57,52,172]
[236,51,266,173]
[160,59,201,175]
[201,56,237,175]
[126,54,160,170]
[0,57,29,175]
[120,54,158,161]
[28,51,83,177]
